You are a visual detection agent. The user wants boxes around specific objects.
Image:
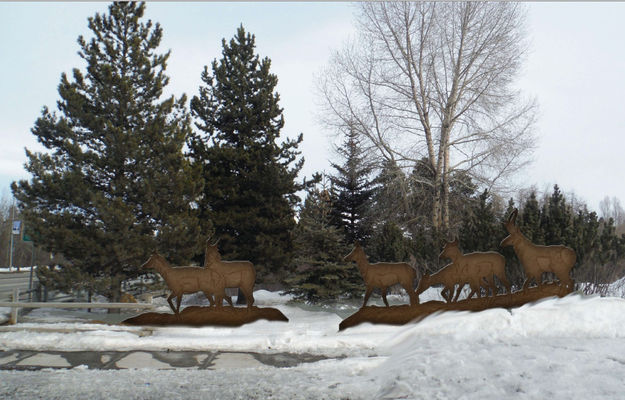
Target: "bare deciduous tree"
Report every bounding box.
[318,2,537,231]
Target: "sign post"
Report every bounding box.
[9,200,20,272]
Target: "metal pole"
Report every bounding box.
[10,288,19,324]
[28,244,35,302]
[9,199,15,272]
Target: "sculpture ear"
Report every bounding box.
[452,236,459,246]
[508,208,518,224]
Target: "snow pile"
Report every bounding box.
[367,294,625,398]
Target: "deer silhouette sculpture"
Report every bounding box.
[438,238,511,300]
[204,239,256,308]
[344,242,418,307]
[141,252,227,315]
[501,208,576,290]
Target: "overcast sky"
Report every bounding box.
[1,2,624,213]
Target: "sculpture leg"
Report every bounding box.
[167,293,177,314]
[245,290,254,308]
[362,287,373,307]
[176,295,183,315]
[404,284,418,306]
[441,287,451,303]
[214,293,223,308]
[381,287,389,307]
[452,285,462,302]
[203,291,215,307]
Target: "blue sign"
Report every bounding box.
[12,220,21,235]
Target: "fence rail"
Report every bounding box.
[2,288,155,324]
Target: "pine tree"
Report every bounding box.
[543,184,573,245]
[329,127,377,245]
[520,191,544,244]
[188,25,310,283]
[368,222,411,264]
[11,2,201,301]
[285,181,363,302]
[459,189,499,252]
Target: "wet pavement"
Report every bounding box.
[0,350,329,371]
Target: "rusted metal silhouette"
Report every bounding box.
[415,265,461,303]
[440,238,511,300]
[204,239,256,308]
[141,252,227,315]
[343,242,418,307]
[415,239,510,303]
[501,208,577,289]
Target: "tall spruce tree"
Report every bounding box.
[329,128,376,245]
[459,189,499,252]
[285,180,362,302]
[520,191,544,244]
[11,2,201,301]
[188,26,309,283]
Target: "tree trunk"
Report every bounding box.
[108,276,122,314]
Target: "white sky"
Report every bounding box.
[0,2,623,213]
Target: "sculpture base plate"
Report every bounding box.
[339,283,573,331]
[122,306,289,327]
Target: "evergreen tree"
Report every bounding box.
[520,191,544,244]
[329,127,377,245]
[188,26,311,283]
[285,181,362,302]
[11,2,200,301]
[459,189,499,252]
[543,184,573,245]
[368,222,411,264]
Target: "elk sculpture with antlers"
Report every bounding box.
[344,242,418,307]
[501,208,576,289]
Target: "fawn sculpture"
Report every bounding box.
[343,242,418,307]
[438,238,511,300]
[501,208,576,289]
[141,252,227,315]
[204,239,256,308]
[415,264,462,303]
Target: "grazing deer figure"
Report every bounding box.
[204,239,256,308]
[501,208,576,289]
[415,265,463,303]
[343,243,418,307]
[439,238,511,300]
[141,252,227,315]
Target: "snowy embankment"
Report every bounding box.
[3,290,625,399]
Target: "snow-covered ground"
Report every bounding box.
[2,289,625,399]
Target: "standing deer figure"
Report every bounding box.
[204,239,256,308]
[141,252,227,315]
[439,238,511,300]
[343,243,418,307]
[500,208,576,289]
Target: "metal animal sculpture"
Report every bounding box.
[204,239,256,308]
[141,252,227,315]
[343,242,418,307]
[439,238,511,300]
[500,209,576,289]
[415,264,463,303]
